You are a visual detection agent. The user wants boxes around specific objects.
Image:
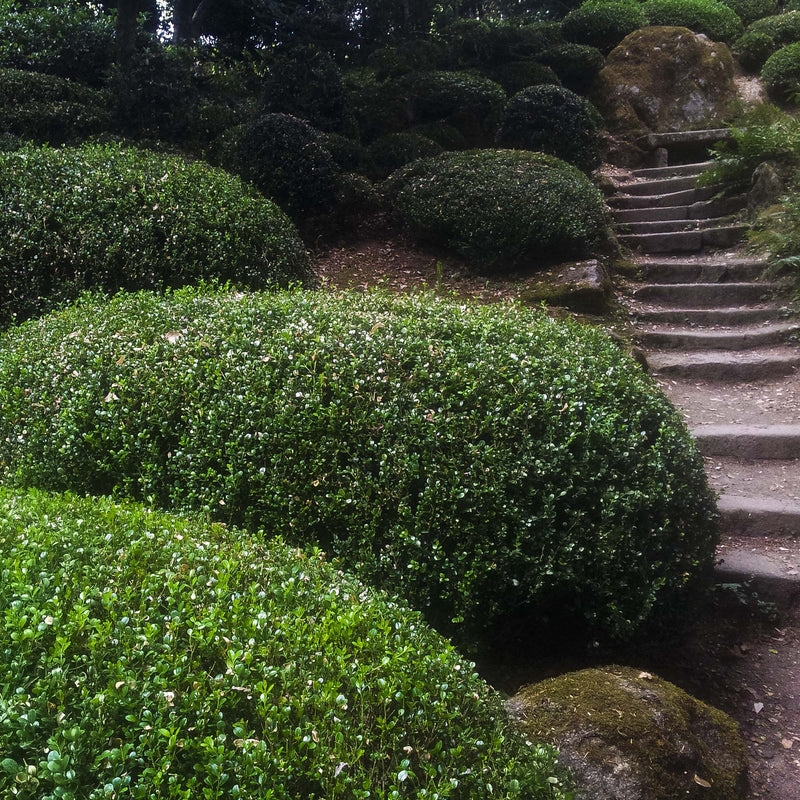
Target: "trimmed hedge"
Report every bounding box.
[233,112,340,218]
[761,41,800,99]
[733,29,777,70]
[536,44,605,92]
[0,67,110,144]
[0,487,570,799]
[747,10,800,41]
[388,149,609,267]
[497,85,602,171]
[366,131,443,179]
[720,0,776,25]
[0,143,309,328]
[642,0,744,42]
[0,288,718,648]
[562,0,647,53]
[487,60,562,95]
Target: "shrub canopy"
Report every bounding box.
[642,0,744,42]
[562,0,648,53]
[761,41,800,99]
[0,288,719,648]
[0,143,309,328]
[746,9,800,44]
[497,84,602,171]
[387,149,609,268]
[0,487,570,799]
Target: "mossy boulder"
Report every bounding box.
[592,26,736,135]
[507,665,748,800]
[520,259,613,314]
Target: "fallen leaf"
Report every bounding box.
[694,774,712,788]
[638,671,654,680]
[781,739,794,750]
[754,702,764,714]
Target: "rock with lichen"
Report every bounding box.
[592,26,736,137]
[506,665,748,800]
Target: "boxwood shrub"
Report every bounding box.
[536,44,605,93]
[497,85,602,171]
[761,41,800,99]
[720,0,776,25]
[747,10,800,43]
[366,131,444,179]
[0,487,571,799]
[0,288,718,648]
[642,0,744,42]
[232,113,341,219]
[387,149,609,267]
[0,68,110,144]
[733,29,778,70]
[0,143,309,328]
[487,60,562,95]
[561,0,648,53]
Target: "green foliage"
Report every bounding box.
[0,67,110,144]
[720,0,776,25]
[366,132,444,179]
[561,0,647,54]
[403,70,507,146]
[388,151,610,268]
[0,288,718,649]
[410,120,469,150]
[535,44,605,93]
[642,0,744,42]
[733,29,777,70]
[0,1,115,87]
[320,132,372,173]
[261,45,349,134]
[497,85,602,171]
[0,487,572,799]
[761,41,800,99]
[342,68,408,143]
[0,143,309,328]
[700,104,800,183]
[233,112,341,218]
[487,60,562,95]
[746,10,800,44]
[366,39,447,80]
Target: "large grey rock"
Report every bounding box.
[593,27,736,138]
[507,665,748,800]
[747,161,783,216]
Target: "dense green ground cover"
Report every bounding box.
[0,487,570,799]
[0,288,718,650]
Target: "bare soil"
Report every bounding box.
[310,235,800,800]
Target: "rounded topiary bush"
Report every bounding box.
[234,112,340,218]
[733,29,777,70]
[761,41,800,100]
[746,10,800,47]
[0,68,110,143]
[720,0,776,25]
[366,131,444,179]
[0,143,309,328]
[497,85,602,171]
[562,0,648,53]
[0,288,718,648]
[535,44,606,93]
[642,0,744,42]
[0,488,571,799]
[487,60,562,95]
[388,149,608,266]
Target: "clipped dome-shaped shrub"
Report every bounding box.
[0,2,115,86]
[234,112,340,218]
[0,67,110,143]
[388,150,608,266]
[487,60,562,95]
[0,143,309,328]
[733,29,777,70]
[411,120,469,149]
[720,0,776,25]
[0,289,717,648]
[0,488,570,799]
[319,131,371,172]
[747,10,800,44]
[562,0,648,53]
[642,0,744,41]
[536,43,606,92]
[761,41,800,100]
[497,85,602,171]
[342,68,408,142]
[367,131,443,179]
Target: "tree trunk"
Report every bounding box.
[173,0,200,43]
[116,0,139,66]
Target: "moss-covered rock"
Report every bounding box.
[520,259,613,314]
[592,26,736,135]
[507,665,748,800]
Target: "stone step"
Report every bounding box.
[613,205,691,223]
[639,128,733,150]
[705,457,800,507]
[631,307,781,326]
[620,216,735,235]
[715,537,800,608]
[619,224,747,253]
[647,348,800,381]
[620,174,699,196]
[718,497,800,537]
[693,424,800,459]
[634,282,777,307]
[638,322,800,350]
[631,161,713,179]
[612,195,747,223]
[609,185,717,209]
[639,258,768,284]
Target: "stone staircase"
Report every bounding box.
[613,129,800,605]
